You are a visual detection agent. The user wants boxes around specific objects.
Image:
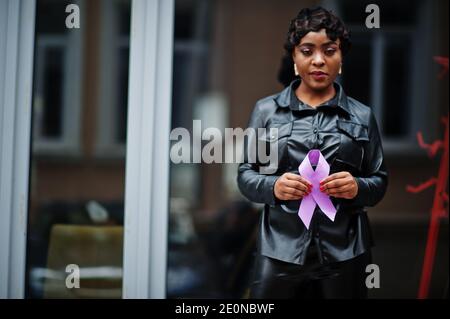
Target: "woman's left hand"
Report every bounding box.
[319,171,359,199]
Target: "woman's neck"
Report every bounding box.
[296,82,336,108]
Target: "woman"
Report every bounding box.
[237,6,388,299]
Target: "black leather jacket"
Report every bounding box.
[237,79,388,265]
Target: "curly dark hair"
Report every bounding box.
[284,6,351,57]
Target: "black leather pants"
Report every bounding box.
[249,243,372,299]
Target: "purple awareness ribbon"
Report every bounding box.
[298,149,337,229]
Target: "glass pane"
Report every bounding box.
[341,33,373,106]
[26,0,131,299]
[168,0,259,298]
[167,0,448,300]
[42,47,64,137]
[382,34,411,137]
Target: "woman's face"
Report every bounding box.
[292,28,342,92]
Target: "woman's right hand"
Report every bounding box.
[274,173,312,201]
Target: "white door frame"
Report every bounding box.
[0,0,174,299]
[123,0,174,299]
[0,0,36,299]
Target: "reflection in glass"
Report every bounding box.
[382,34,411,137]
[26,0,131,299]
[167,0,448,299]
[168,0,260,298]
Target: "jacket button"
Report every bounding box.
[313,128,318,134]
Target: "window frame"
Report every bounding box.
[122,0,174,299]
[0,0,36,298]
[0,0,174,299]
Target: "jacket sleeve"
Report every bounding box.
[237,103,279,206]
[351,111,388,207]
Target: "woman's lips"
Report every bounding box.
[310,71,328,80]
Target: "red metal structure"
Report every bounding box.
[406,56,449,299]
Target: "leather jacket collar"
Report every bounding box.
[274,79,353,117]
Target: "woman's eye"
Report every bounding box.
[325,48,336,56]
[301,50,312,56]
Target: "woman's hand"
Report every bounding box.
[274,173,312,201]
[319,171,359,199]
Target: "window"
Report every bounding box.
[26,0,131,299]
[32,0,83,155]
[331,0,433,154]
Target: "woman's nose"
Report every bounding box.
[312,53,325,66]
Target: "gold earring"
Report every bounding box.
[294,64,299,76]
[338,65,342,75]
